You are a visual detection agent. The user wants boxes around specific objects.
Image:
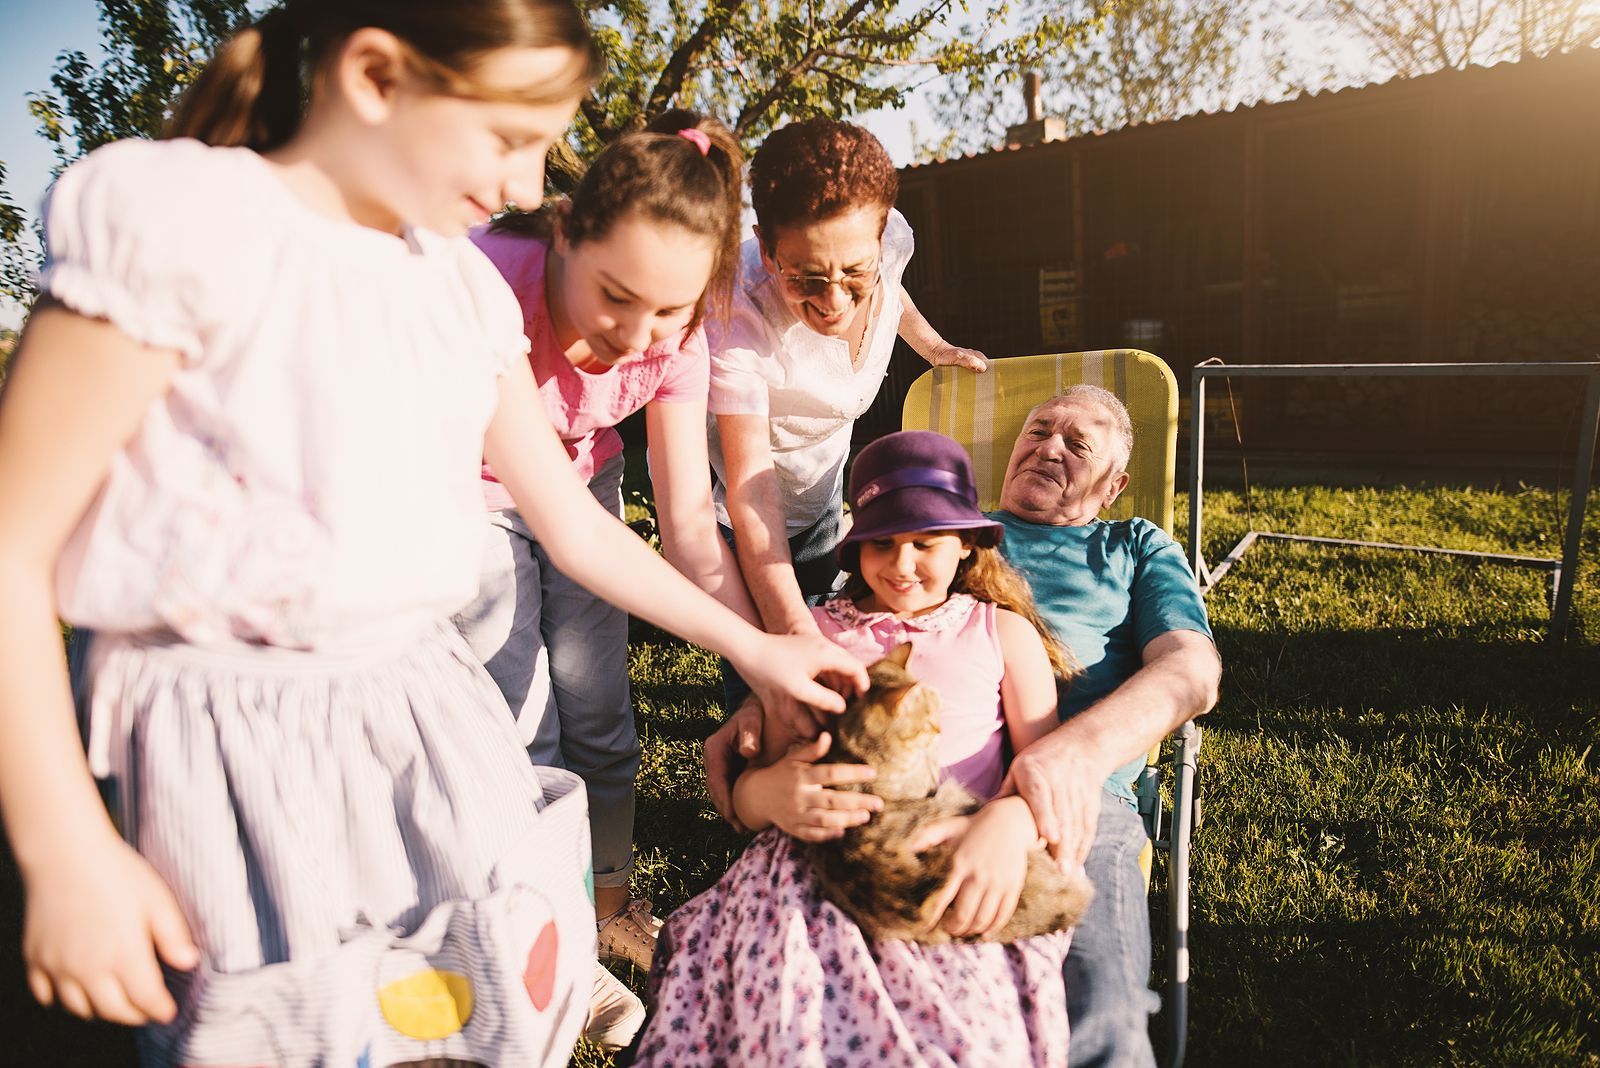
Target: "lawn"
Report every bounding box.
[578,481,1600,1067]
[5,482,1597,1066]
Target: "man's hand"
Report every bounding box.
[997,727,1108,870]
[704,697,764,832]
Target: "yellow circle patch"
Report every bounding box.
[378,968,474,1040]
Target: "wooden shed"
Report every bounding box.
[861,47,1600,477]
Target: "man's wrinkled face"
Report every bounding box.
[998,397,1129,526]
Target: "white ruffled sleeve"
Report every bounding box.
[881,208,916,283]
[455,236,533,378]
[38,139,223,365]
[706,297,777,416]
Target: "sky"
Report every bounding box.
[2,0,104,328]
[0,0,1385,330]
[0,0,954,329]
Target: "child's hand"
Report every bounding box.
[733,733,881,841]
[911,796,1039,938]
[23,832,198,1025]
[735,632,869,738]
[704,696,765,832]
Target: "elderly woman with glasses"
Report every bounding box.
[708,117,988,722]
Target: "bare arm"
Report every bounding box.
[897,285,988,372]
[645,398,759,626]
[715,411,817,637]
[1003,628,1220,867]
[995,608,1060,756]
[913,607,1056,937]
[485,357,866,714]
[0,304,198,1024]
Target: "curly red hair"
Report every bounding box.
[749,118,898,247]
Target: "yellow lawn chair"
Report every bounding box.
[902,348,1201,1068]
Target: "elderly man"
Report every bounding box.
[706,384,1219,1067]
[985,384,1219,1067]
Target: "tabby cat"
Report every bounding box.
[805,643,1093,944]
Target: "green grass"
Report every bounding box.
[579,482,1600,1067]
[8,481,1595,1065]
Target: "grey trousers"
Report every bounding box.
[453,454,640,890]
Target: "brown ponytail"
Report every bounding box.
[168,0,600,152]
[493,109,745,331]
[167,7,305,151]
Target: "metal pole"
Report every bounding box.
[1189,373,1207,585]
[1552,373,1600,642]
[1165,720,1200,1068]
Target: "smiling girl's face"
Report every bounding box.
[551,211,716,369]
[855,530,972,619]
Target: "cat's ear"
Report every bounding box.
[885,643,913,669]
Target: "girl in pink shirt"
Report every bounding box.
[636,430,1082,1067]
[453,111,760,1042]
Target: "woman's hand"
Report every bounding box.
[924,344,990,373]
[911,796,1039,938]
[732,733,881,840]
[23,831,198,1025]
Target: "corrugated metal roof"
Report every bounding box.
[903,44,1600,171]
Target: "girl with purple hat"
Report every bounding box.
[634,431,1080,1067]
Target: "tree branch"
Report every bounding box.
[580,92,614,142]
[644,0,748,119]
[735,0,877,132]
[813,47,951,66]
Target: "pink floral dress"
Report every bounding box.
[634,594,1071,1067]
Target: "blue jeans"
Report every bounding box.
[717,502,844,712]
[452,454,640,890]
[1066,790,1161,1067]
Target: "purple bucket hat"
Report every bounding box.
[836,430,1004,572]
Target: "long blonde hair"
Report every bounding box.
[168,0,600,151]
[841,536,1080,680]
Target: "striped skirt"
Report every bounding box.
[72,623,595,1067]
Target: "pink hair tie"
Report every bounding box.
[677,128,711,156]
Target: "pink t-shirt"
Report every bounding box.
[470,227,710,510]
[813,593,1008,800]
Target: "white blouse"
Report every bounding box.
[41,138,529,649]
[706,210,915,533]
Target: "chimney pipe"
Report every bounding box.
[1023,71,1043,123]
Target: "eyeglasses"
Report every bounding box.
[773,254,882,300]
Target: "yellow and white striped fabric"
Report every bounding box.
[900,349,1179,537]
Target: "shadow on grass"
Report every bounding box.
[1216,625,1598,731]
[1165,621,1600,1067]
[1175,915,1597,1067]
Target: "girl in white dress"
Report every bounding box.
[0,3,865,1066]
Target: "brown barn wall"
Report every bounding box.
[864,48,1600,475]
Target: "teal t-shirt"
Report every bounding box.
[989,511,1212,804]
